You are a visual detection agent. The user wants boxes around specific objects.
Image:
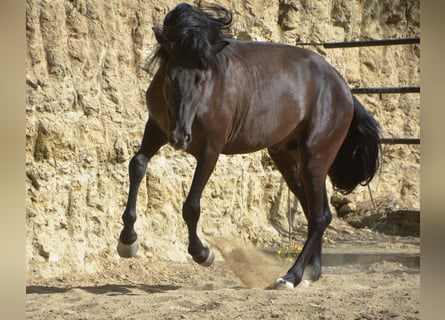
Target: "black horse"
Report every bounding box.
[117,3,380,289]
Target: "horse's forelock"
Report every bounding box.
[144,3,232,73]
[162,3,231,66]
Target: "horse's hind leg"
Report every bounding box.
[117,120,167,258]
[301,186,331,282]
[268,145,332,288]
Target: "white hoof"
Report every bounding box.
[299,279,312,288]
[117,240,138,258]
[274,278,294,290]
[199,248,215,267]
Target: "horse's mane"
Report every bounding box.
[145,3,232,72]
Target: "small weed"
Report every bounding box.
[276,244,302,263]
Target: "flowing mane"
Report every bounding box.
[146,3,232,71]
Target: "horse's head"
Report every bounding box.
[159,50,210,150]
[152,3,231,150]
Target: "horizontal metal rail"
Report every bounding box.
[296,37,420,48]
[380,138,420,145]
[351,86,420,94]
[295,37,421,147]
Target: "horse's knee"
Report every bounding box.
[129,153,148,181]
[182,199,200,223]
[309,214,330,234]
[317,203,333,228]
[129,153,147,172]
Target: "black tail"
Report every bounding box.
[328,96,381,195]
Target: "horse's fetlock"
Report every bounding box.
[122,210,137,225]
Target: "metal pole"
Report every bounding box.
[351,86,420,94]
[296,37,420,48]
[323,37,420,48]
[380,138,420,145]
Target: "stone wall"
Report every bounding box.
[26,0,419,277]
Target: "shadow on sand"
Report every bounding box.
[26,284,181,296]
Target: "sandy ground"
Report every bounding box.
[26,230,420,320]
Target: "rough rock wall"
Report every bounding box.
[26,0,420,277]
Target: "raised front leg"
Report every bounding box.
[183,148,219,266]
[117,120,167,258]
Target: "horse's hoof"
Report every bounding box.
[299,279,312,288]
[274,277,294,290]
[117,239,138,258]
[198,248,215,267]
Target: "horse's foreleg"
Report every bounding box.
[183,149,219,266]
[117,120,167,258]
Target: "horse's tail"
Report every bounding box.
[328,95,381,195]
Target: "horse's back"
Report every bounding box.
[228,40,350,90]
[220,40,353,154]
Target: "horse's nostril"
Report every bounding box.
[169,132,191,149]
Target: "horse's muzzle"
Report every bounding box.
[169,131,192,150]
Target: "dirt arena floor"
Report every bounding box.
[26,229,420,320]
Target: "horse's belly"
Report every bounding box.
[221,141,265,154]
[221,125,296,154]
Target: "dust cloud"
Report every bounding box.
[210,237,290,289]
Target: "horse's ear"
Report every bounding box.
[153,26,173,54]
[213,40,229,53]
